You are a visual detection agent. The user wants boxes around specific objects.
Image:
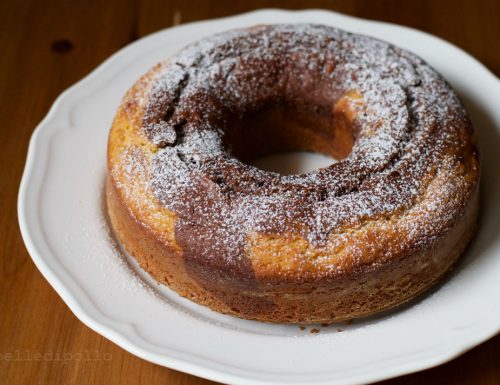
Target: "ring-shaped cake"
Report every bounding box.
[106,24,479,323]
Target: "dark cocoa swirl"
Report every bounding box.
[140,24,477,281]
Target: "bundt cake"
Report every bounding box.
[106,24,479,323]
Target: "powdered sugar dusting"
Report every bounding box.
[119,24,477,275]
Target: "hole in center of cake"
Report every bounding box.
[250,151,337,175]
[227,99,355,175]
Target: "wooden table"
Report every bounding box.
[1,0,498,384]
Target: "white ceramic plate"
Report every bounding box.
[18,9,500,385]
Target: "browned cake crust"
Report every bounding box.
[106,24,480,323]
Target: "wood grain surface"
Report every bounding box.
[1,0,499,384]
